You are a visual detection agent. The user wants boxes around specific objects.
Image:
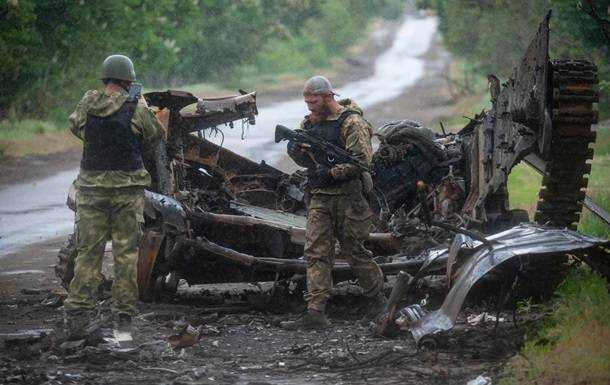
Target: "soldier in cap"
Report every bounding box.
[63,54,164,335]
[282,76,386,330]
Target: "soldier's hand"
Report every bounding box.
[287,141,308,156]
[288,141,316,168]
[313,164,334,185]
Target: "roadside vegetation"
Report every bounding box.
[417,0,609,119]
[499,268,610,385]
[0,0,404,159]
[416,1,610,382]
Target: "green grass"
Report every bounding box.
[0,119,63,141]
[499,269,610,385]
[0,115,78,158]
[507,163,543,214]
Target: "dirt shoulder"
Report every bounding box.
[0,146,81,189]
[0,238,517,385]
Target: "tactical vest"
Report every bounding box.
[304,110,359,188]
[81,100,144,171]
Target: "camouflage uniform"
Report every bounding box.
[291,99,384,312]
[64,89,162,315]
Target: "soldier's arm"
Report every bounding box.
[132,102,164,143]
[68,90,96,140]
[330,115,373,180]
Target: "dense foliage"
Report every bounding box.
[418,0,610,118]
[0,0,404,118]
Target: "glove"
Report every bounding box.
[287,140,301,158]
[312,164,334,186]
[287,141,315,168]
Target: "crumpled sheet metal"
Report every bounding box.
[144,190,186,231]
[409,224,610,342]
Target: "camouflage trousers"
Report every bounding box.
[303,191,384,312]
[64,187,144,315]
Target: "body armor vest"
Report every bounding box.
[304,110,359,188]
[81,100,144,171]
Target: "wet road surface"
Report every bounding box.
[208,14,438,164]
[0,170,77,256]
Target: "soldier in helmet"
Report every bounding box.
[282,76,387,330]
[63,54,164,335]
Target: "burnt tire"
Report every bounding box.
[55,233,77,290]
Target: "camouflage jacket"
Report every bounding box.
[69,88,163,189]
[299,98,373,195]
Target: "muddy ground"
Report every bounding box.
[0,16,525,385]
[1,273,527,385]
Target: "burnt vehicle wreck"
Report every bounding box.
[56,13,610,337]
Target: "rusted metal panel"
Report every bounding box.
[507,10,551,147]
[137,231,164,299]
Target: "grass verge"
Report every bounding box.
[0,118,80,159]
[499,268,610,385]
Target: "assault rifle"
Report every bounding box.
[274,124,369,171]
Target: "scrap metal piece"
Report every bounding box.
[181,92,258,130]
[137,231,164,300]
[144,191,187,231]
[167,324,203,350]
[409,224,610,342]
[228,201,402,247]
[396,304,426,329]
[445,233,468,289]
[1,329,55,348]
[144,90,198,112]
[229,201,306,243]
[375,270,414,336]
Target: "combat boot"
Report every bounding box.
[111,312,136,348]
[63,309,91,340]
[280,310,331,330]
[113,312,133,331]
[362,291,388,322]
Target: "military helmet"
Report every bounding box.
[101,54,136,82]
[303,75,339,96]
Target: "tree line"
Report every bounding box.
[418,0,609,118]
[1,0,404,119]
